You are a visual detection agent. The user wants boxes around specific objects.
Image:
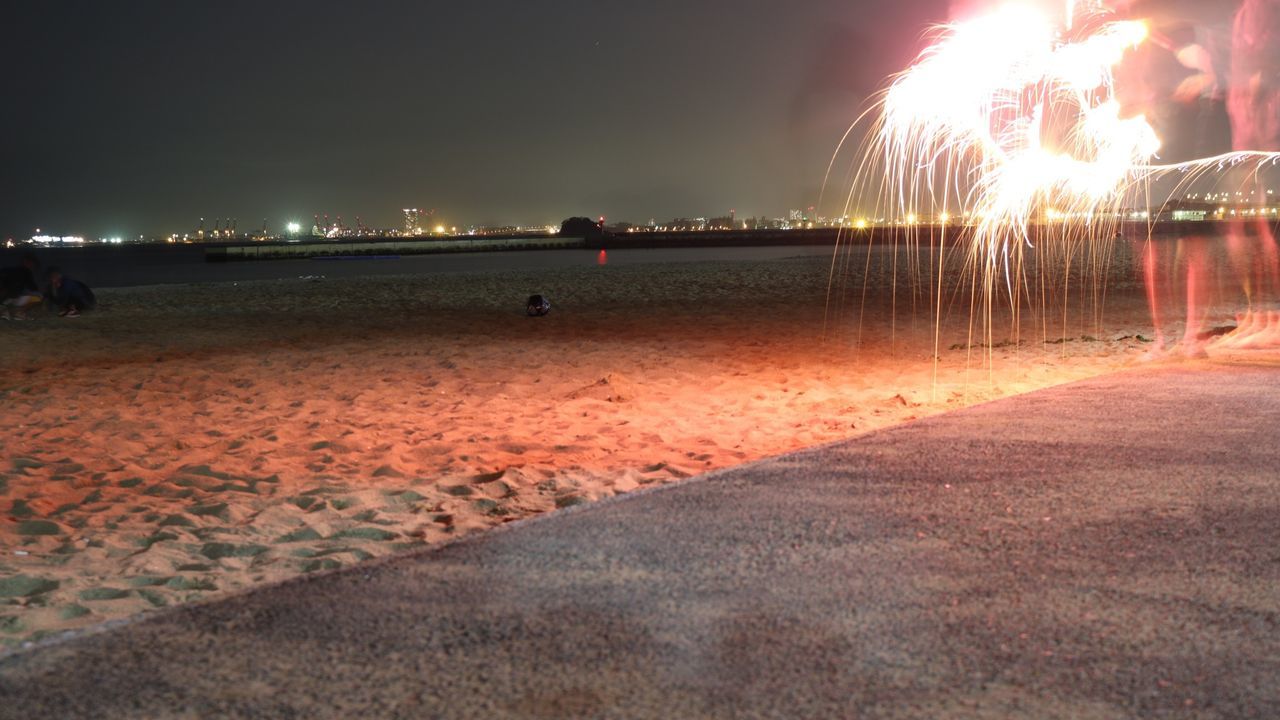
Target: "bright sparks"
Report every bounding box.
[828,0,1280,370]
[860,0,1280,264]
[877,1,1156,259]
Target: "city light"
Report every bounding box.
[17,195,1280,251]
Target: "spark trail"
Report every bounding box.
[837,0,1280,364]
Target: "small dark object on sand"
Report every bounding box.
[526,294,551,317]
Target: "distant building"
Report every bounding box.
[403,208,421,236]
[1157,198,1215,222]
[662,217,708,231]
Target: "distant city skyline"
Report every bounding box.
[15,190,1278,249]
[13,205,843,245]
[2,1,1246,240]
[8,205,818,242]
[1,0,961,239]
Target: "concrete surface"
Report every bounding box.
[3,361,1279,719]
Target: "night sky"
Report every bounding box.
[1,0,1245,238]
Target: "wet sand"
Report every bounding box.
[0,251,1168,647]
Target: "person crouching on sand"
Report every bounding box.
[46,267,96,317]
[1,253,43,320]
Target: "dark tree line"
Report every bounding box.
[559,217,606,240]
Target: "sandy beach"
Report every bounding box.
[0,248,1181,647]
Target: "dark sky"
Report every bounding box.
[2,0,956,238]
[2,1,1251,239]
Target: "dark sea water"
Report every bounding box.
[0,245,840,289]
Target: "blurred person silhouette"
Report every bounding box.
[1,253,42,320]
[45,267,96,317]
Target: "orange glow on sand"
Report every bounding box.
[0,259,1154,644]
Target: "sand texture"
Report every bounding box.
[0,250,1175,647]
